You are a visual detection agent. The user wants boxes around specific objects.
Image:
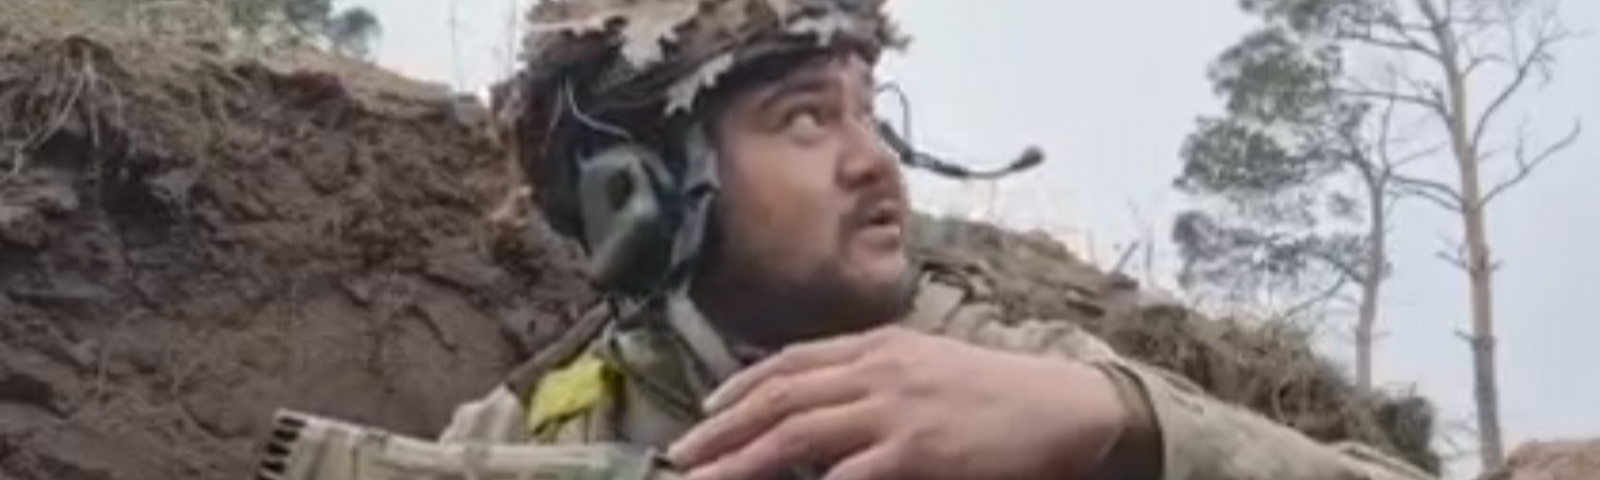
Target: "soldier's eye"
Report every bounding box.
[782,105,827,137]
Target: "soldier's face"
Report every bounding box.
[698,52,911,343]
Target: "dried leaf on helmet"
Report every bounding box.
[665,52,736,114]
[785,11,854,46]
[762,0,801,21]
[618,1,704,67]
[524,0,615,36]
[527,0,705,69]
[701,0,753,38]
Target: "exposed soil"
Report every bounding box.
[0,14,592,480]
[0,5,1437,480]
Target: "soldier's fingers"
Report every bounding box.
[683,401,877,480]
[669,364,869,468]
[703,328,892,412]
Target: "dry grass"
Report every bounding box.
[910,213,1441,474]
[3,0,217,41]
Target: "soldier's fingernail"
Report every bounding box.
[652,452,686,475]
[702,387,729,412]
[665,440,691,464]
[655,451,684,471]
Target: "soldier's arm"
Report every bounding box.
[901,282,1435,480]
[1098,356,1436,480]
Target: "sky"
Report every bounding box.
[348,0,1599,477]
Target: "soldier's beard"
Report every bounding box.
[689,254,916,350]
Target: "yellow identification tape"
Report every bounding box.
[528,352,612,432]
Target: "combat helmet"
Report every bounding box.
[496,0,1042,297]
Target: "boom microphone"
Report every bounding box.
[877,121,1045,180]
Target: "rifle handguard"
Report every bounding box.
[255,409,683,480]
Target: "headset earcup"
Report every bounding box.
[575,146,675,294]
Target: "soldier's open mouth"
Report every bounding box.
[853,203,905,247]
[866,208,898,228]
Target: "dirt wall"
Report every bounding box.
[0,26,591,480]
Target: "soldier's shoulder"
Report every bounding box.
[903,256,1128,361]
[903,256,1000,319]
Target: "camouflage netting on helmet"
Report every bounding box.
[493,0,903,241]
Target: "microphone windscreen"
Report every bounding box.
[1014,147,1044,171]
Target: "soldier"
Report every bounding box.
[454,0,1441,479]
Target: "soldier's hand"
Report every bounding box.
[664,326,1131,480]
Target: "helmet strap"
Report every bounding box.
[665,124,721,289]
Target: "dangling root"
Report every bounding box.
[487,185,533,230]
[1,36,121,185]
[3,62,85,182]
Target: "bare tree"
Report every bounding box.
[1174,24,1412,391]
[1197,0,1579,468]
[1328,0,1579,468]
[1346,87,1442,390]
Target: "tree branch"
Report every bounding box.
[1337,85,1450,121]
[1270,275,1352,324]
[1373,89,1401,171]
[1404,188,1462,212]
[1423,82,1451,118]
[1351,6,1444,60]
[1478,142,1511,165]
[1414,0,1448,34]
[1438,249,1470,271]
[1394,142,1447,168]
[1340,105,1383,185]
[1330,291,1363,311]
[1481,121,1582,206]
[1470,22,1571,153]
[1308,247,1368,285]
[1391,173,1465,211]
[1434,231,1470,271]
[1461,52,1505,77]
[1344,31,1442,60]
[1374,87,1448,171]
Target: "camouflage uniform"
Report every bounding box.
[446,0,1443,479]
[436,262,1435,480]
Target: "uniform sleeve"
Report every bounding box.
[1104,358,1436,480]
[900,281,1436,480]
